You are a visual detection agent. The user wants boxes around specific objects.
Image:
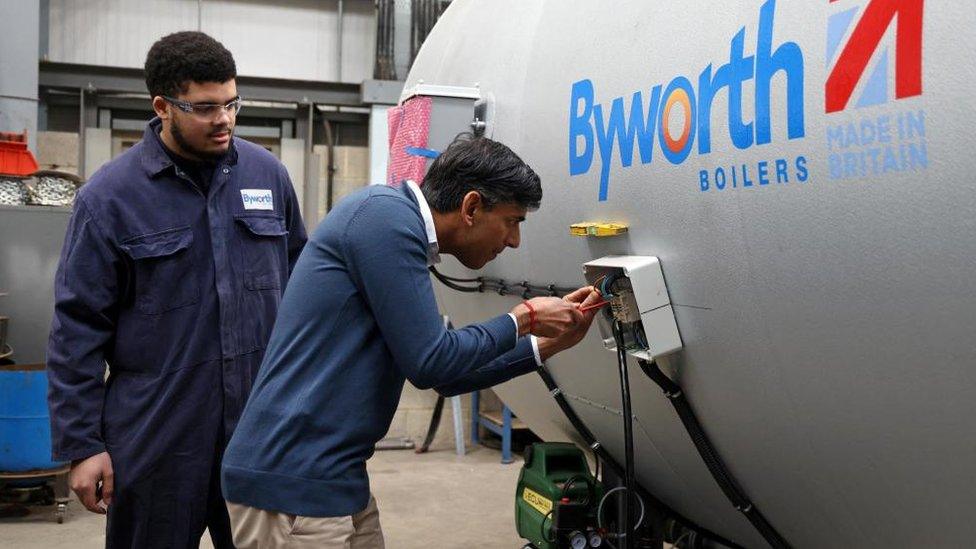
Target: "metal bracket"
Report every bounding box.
[471,99,488,136]
[471,94,494,137]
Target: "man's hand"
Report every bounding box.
[537,285,604,361]
[563,285,604,310]
[70,451,114,514]
[511,296,584,338]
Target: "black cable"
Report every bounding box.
[611,321,635,549]
[430,271,747,549]
[415,394,445,454]
[479,279,509,296]
[541,509,556,543]
[430,270,481,283]
[638,359,792,549]
[534,365,744,549]
[561,474,595,506]
[428,266,480,293]
[428,266,577,298]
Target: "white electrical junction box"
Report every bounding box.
[582,255,683,361]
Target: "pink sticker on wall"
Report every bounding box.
[386,96,433,187]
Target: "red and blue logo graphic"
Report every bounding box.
[826,0,923,112]
[825,0,927,181]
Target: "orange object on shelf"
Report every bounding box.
[0,131,39,177]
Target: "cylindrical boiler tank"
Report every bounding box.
[408,1,976,547]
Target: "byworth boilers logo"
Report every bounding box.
[825,0,927,181]
[568,0,926,201]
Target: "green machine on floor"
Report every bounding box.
[516,443,607,549]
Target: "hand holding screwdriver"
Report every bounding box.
[511,296,584,338]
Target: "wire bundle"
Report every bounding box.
[428,266,577,299]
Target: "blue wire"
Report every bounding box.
[600,273,620,299]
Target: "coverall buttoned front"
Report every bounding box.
[47,118,306,548]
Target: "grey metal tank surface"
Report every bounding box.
[406,1,976,547]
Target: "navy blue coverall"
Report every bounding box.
[47,118,307,548]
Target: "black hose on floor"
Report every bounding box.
[415,394,445,454]
[534,365,744,549]
[428,271,746,547]
[637,359,791,549]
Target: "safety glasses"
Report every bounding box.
[162,95,243,119]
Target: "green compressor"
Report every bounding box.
[516,443,606,549]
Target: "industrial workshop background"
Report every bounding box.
[0,0,483,454]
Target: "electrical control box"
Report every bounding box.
[582,256,683,360]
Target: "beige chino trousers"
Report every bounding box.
[227,495,385,549]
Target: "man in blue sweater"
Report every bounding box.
[221,136,602,548]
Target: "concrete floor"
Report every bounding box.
[0,446,525,549]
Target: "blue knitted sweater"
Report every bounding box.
[221,183,537,517]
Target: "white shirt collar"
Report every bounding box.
[404,180,440,266]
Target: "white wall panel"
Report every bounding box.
[46,0,375,83]
[339,1,376,83]
[48,0,198,69]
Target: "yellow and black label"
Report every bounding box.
[522,487,553,516]
[569,222,629,237]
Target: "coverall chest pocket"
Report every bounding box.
[120,226,199,314]
[235,214,287,290]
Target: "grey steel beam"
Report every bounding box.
[337,0,344,82]
[98,108,111,128]
[360,79,403,105]
[40,62,147,95]
[78,88,86,175]
[39,61,363,107]
[81,89,98,128]
[43,91,301,120]
[296,103,319,225]
[237,75,360,107]
[320,111,370,124]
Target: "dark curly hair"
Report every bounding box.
[421,135,542,213]
[144,31,237,98]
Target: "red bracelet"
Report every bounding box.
[522,300,536,334]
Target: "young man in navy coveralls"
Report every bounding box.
[47,31,307,548]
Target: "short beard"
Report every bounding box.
[171,117,229,162]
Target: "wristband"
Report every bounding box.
[522,300,537,334]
